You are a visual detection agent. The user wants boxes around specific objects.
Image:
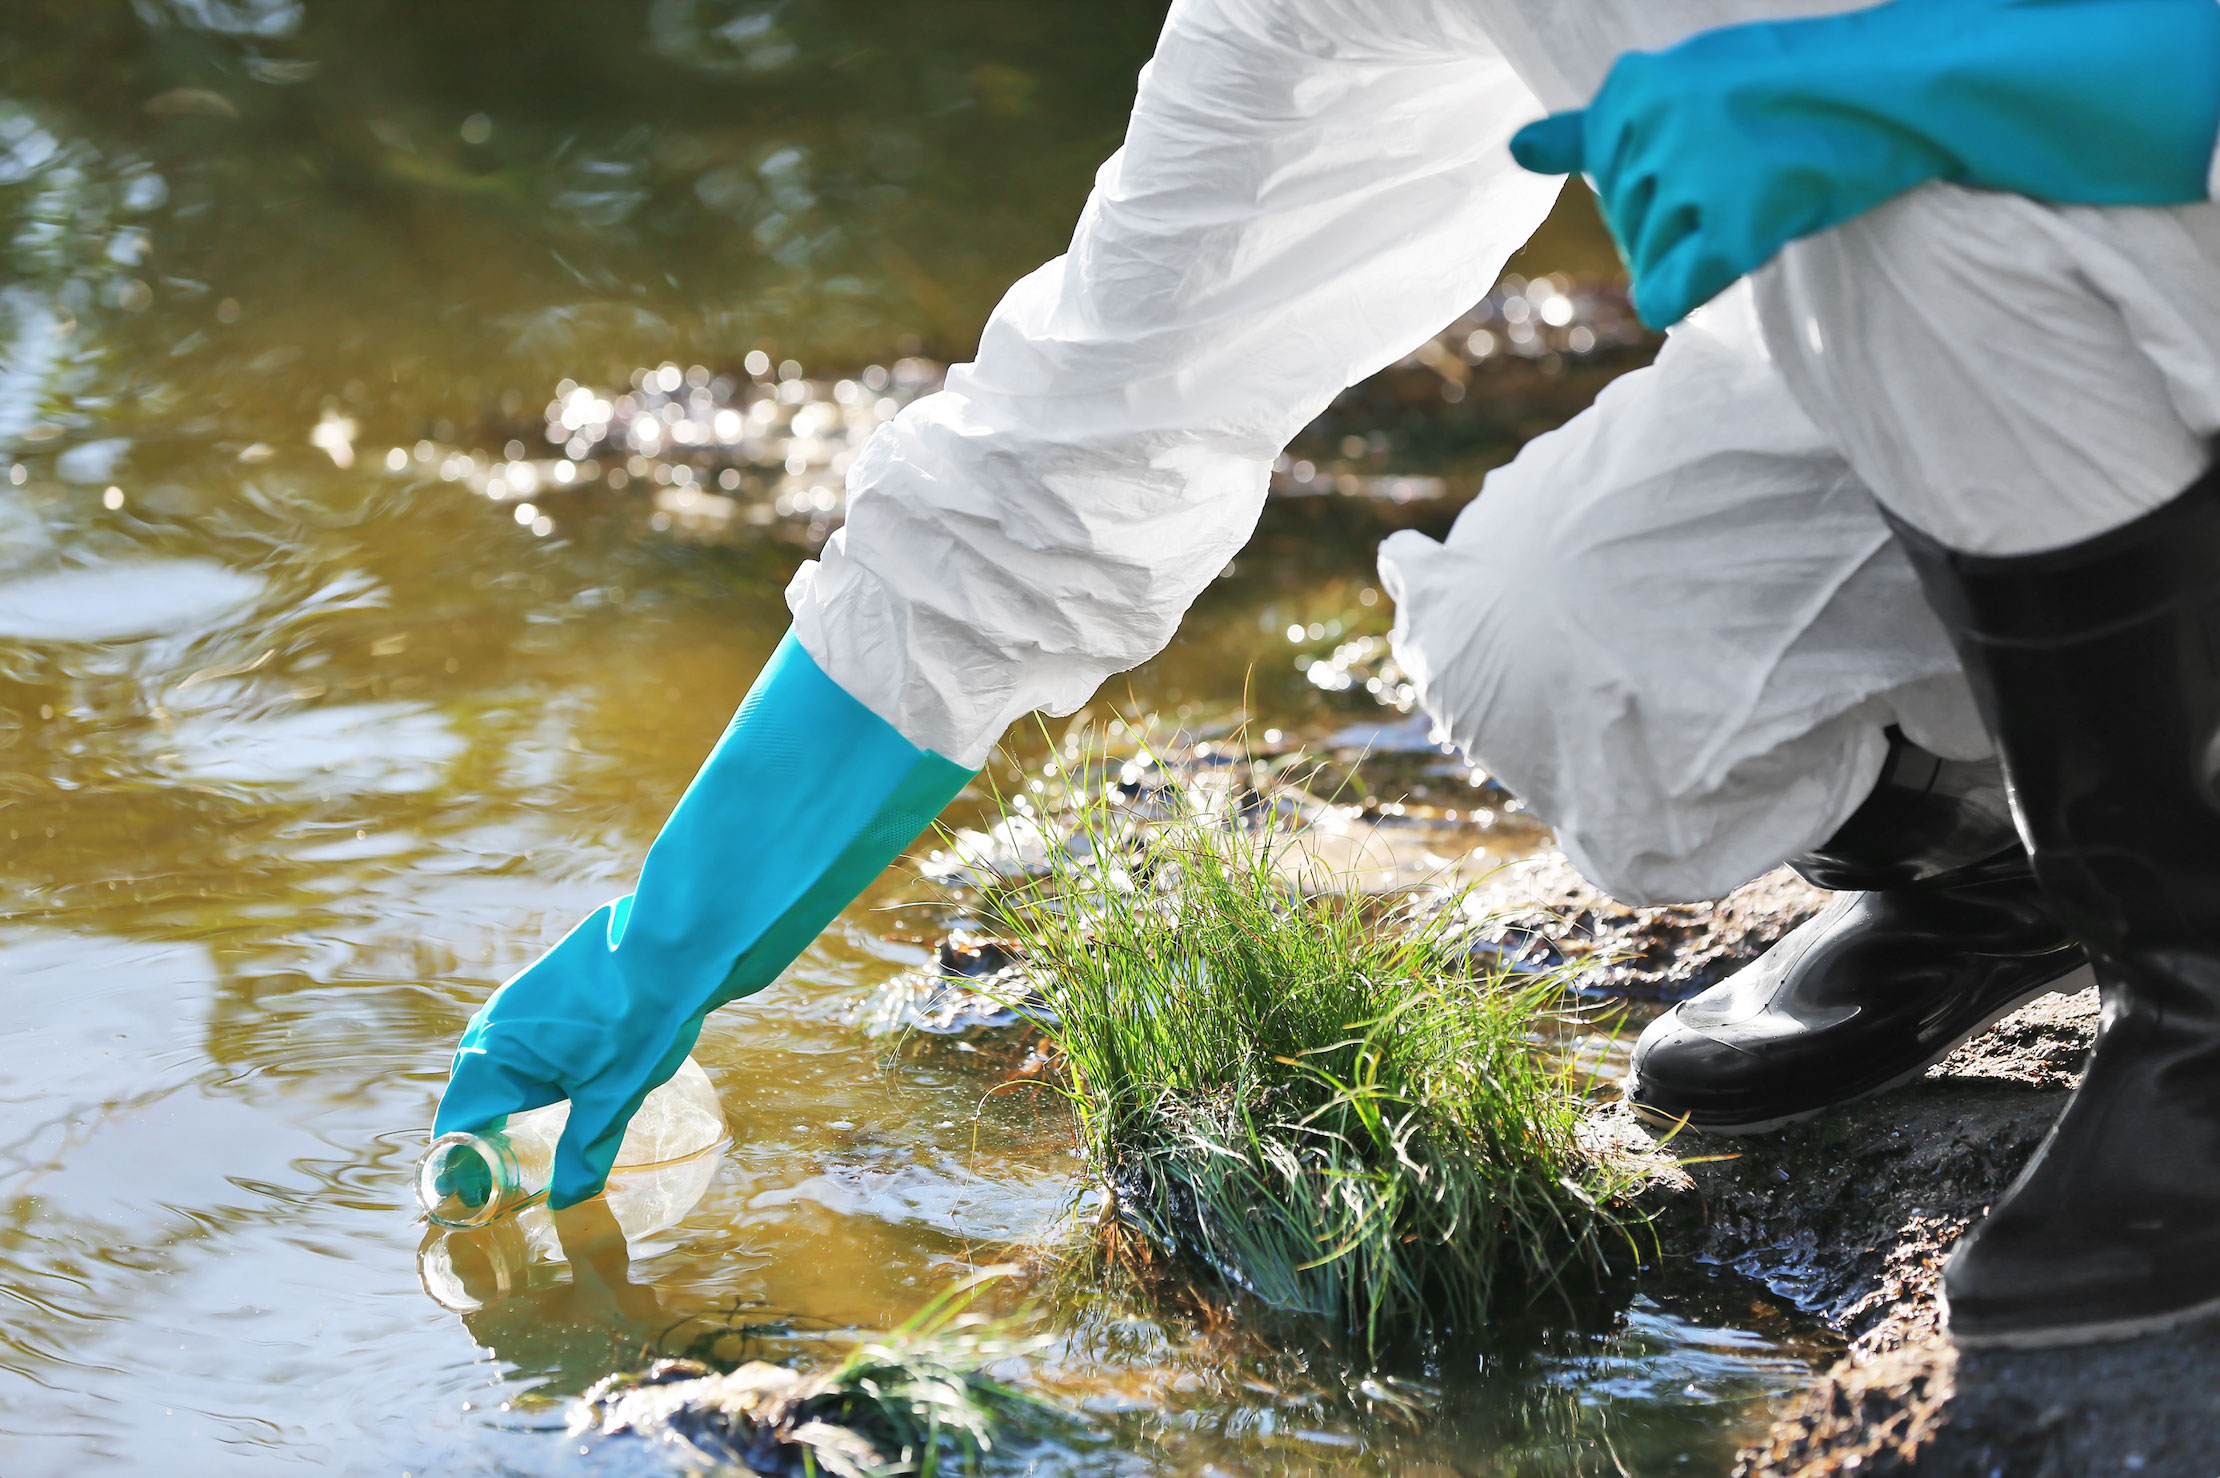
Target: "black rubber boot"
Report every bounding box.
[1889,461,2220,1350]
[1627,731,2088,1134]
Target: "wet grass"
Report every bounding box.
[972,749,1642,1355]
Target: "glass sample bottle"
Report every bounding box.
[416,1056,727,1228]
[415,1147,724,1315]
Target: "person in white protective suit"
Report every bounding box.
[438,0,2220,1351]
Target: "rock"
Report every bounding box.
[1732,1341,1957,1478]
[852,934,1049,1037]
[1455,852,1829,999]
[567,1275,1058,1476]
[1621,1020,2086,1349]
[1739,1322,2220,1478]
[1640,976,2220,1475]
[571,1358,896,1476]
[1547,854,2220,1475]
[1923,987,2100,1093]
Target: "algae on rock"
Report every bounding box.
[570,1270,1063,1477]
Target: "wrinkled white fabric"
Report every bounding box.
[790,0,1563,766]
[1757,185,2220,554]
[1385,188,2220,902]
[792,0,2220,901]
[1475,0,1873,111]
[1379,285,1990,904]
[791,0,1893,768]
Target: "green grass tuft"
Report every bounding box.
[972,744,1641,1354]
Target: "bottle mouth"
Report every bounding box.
[417,1131,533,1228]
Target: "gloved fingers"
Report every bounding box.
[1630,166,1780,328]
[1604,169,1663,277]
[544,1028,703,1208]
[1630,226,1744,330]
[1576,94,1664,280]
[1508,110,1586,175]
[1585,43,1684,195]
[433,1043,568,1138]
[1625,188,1702,293]
[547,1087,648,1209]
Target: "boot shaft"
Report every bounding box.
[1789,725,2019,892]
[1887,464,2220,957]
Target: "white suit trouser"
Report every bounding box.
[1380,187,2220,906]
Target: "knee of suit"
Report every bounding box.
[1754,185,2220,555]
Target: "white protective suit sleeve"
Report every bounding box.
[786,0,1565,767]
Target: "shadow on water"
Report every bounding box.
[0,3,1816,1475]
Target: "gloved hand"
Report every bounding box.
[1509,0,2220,328]
[434,630,974,1207]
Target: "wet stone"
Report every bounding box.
[571,1358,900,1475]
[1446,854,2220,1473]
[1735,1320,2220,1478]
[851,934,1051,1038]
[1551,869,2216,1475]
[1453,851,1831,999]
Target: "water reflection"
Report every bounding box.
[421,1185,722,1397]
[0,559,260,642]
[1026,1252,1822,1478]
[149,1,308,40]
[440,1201,675,1393]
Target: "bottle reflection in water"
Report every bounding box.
[416,1146,724,1320]
[416,1056,727,1229]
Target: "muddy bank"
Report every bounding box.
[575,832,2211,1475]
[1457,851,1834,1001]
[1552,860,2220,1476]
[893,831,2201,1475]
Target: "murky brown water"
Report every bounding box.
[0,5,1826,1474]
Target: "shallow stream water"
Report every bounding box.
[1,6,1829,1473]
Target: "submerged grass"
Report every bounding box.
[575,1269,1062,1477]
[970,741,1642,1354]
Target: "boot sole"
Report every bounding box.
[1627,961,2097,1137]
[1945,1285,2220,1350]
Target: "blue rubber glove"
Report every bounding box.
[434,631,974,1207]
[1510,0,2220,328]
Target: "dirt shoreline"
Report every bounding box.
[583,843,2220,1474]
[1509,853,2220,1477]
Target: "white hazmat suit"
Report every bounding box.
[786,0,2220,904]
